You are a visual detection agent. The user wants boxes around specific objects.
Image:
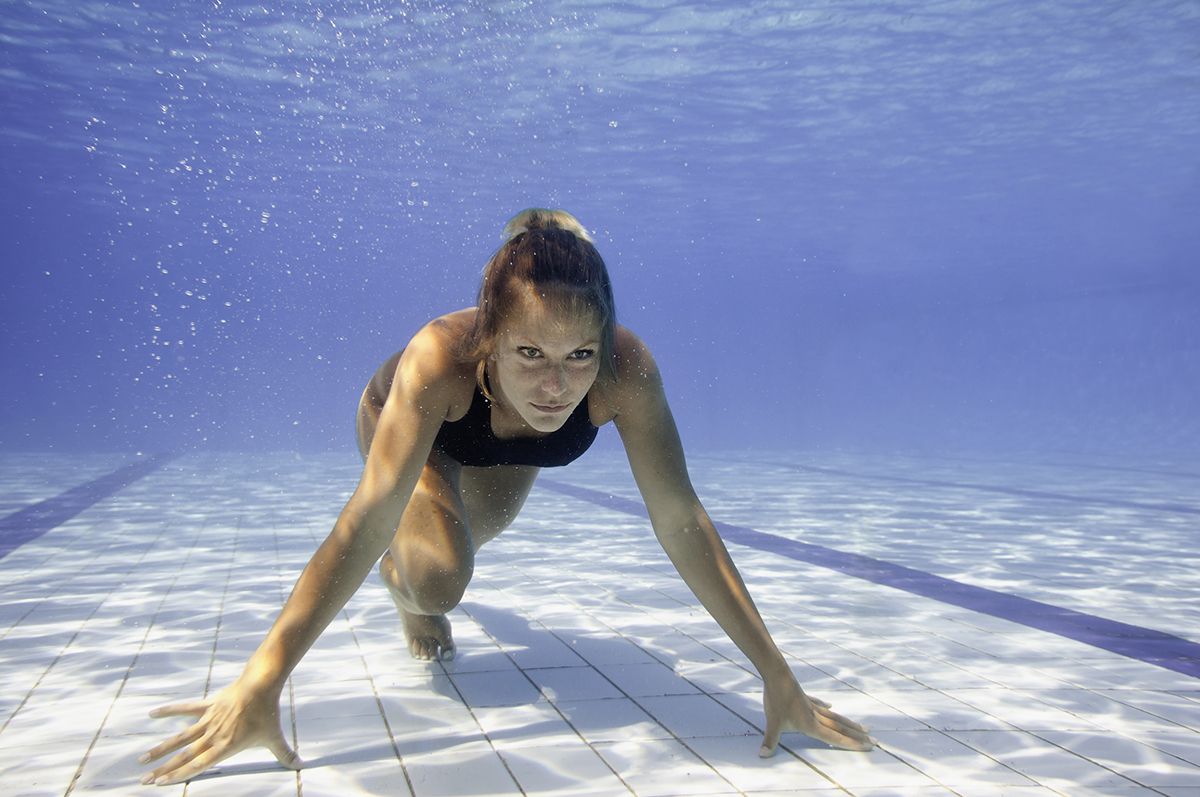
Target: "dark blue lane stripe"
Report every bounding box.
[706,458,1200,516]
[0,454,176,560]
[538,478,1200,680]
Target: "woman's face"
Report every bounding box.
[489,297,602,434]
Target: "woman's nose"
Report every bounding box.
[542,366,568,395]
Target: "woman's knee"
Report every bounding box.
[379,547,472,614]
[385,473,474,614]
[404,556,473,614]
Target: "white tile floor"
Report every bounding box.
[1,448,1198,796]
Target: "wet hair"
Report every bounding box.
[459,208,617,398]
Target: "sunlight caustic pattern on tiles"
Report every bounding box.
[0,453,175,560]
[0,450,1198,796]
[537,473,1200,678]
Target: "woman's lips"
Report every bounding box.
[532,402,569,414]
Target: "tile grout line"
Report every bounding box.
[694,453,1200,515]
[63,520,207,795]
[9,612,105,775]
[484,546,1078,793]
[0,453,178,560]
[342,619,418,797]
[459,580,851,796]
[180,518,243,797]
[1087,689,1200,735]
[502,560,761,679]
[281,522,302,797]
[861,687,1178,796]
[472,565,857,790]
[0,458,182,744]
[771,449,1200,481]
[803,568,1200,782]
[200,521,242,703]
[299,522,416,797]
[1,553,87,643]
[1016,729,1174,796]
[422,661,529,795]
[944,727,1162,797]
[873,636,1200,763]
[340,596,539,796]
[483,525,1176,793]
[566,615,860,792]
[289,676,301,797]
[445,602,640,796]
[536,477,1200,680]
[10,452,1200,795]
[0,564,136,742]
[531,627,806,795]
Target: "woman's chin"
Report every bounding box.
[522,413,570,433]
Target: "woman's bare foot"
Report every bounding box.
[378,558,456,660]
[400,609,455,661]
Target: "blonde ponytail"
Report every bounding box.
[459,208,617,389]
[501,208,593,243]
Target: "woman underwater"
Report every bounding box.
[140,209,875,785]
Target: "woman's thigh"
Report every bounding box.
[356,386,383,461]
[355,350,403,460]
[387,459,535,607]
[358,377,537,555]
[389,455,472,591]
[458,464,539,547]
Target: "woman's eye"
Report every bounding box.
[519,347,542,359]
[570,349,595,360]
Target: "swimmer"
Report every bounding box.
[139,209,874,786]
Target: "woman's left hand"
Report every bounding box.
[759,672,875,756]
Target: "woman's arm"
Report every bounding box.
[140,330,459,786]
[611,332,874,755]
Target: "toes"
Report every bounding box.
[409,637,445,661]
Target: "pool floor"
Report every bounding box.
[1,449,1198,796]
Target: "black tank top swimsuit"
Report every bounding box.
[432,374,598,468]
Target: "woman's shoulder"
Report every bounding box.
[420,307,476,345]
[384,309,478,413]
[612,325,656,375]
[590,325,662,423]
[402,307,470,354]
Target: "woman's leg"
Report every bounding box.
[358,378,539,659]
[458,464,539,547]
[378,460,539,660]
[379,457,471,660]
[359,377,465,658]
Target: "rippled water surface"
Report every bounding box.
[2,1,1197,452]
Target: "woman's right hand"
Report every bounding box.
[139,679,302,786]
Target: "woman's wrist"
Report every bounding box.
[757,651,793,684]
[238,650,289,696]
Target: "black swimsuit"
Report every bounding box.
[432,379,598,468]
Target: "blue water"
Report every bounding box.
[1,0,1197,455]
